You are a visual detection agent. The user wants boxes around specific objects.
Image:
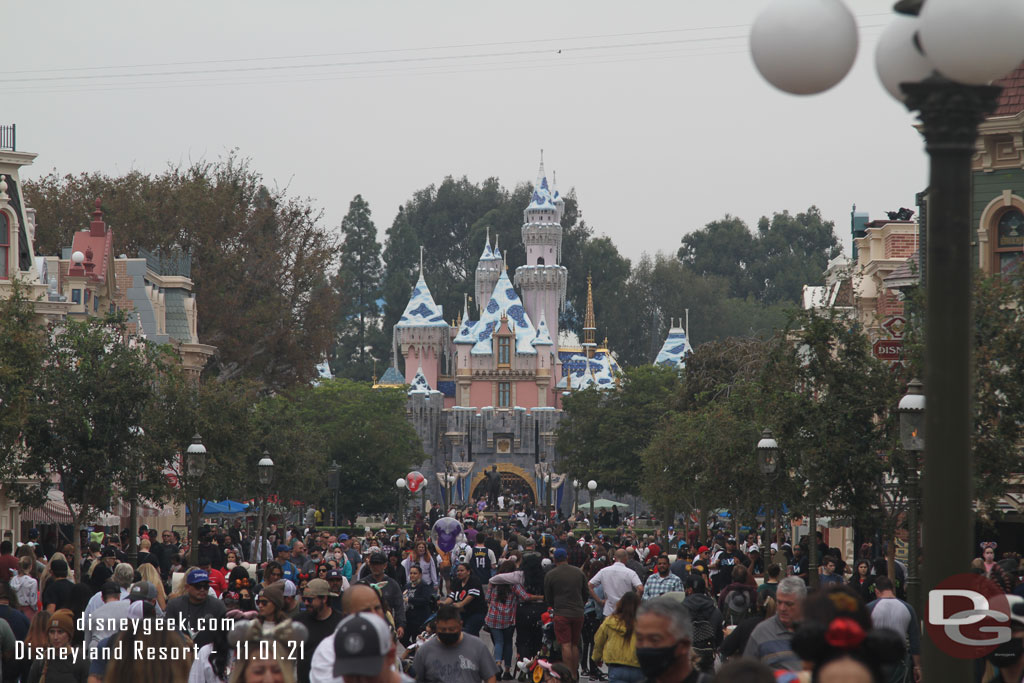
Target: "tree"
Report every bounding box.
[763,309,897,525]
[557,364,681,497]
[0,280,45,460]
[678,215,755,299]
[291,379,424,520]
[381,206,420,366]
[3,313,175,581]
[331,195,385,380]
[23,152,341,390]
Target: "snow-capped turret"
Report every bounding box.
[475,227,502,316]
[654,318,694,369]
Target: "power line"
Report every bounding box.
[0,15,891,80]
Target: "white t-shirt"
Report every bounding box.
[589,562,642,617]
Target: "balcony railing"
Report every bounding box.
[0,124,14,151]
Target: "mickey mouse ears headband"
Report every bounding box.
[981,541,999,550]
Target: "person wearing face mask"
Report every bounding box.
[412,604,498,683]
[632,596,710,683]
[866,575,921,683]
[985,594,1024,683]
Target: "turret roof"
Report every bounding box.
[408,365,439,395]
[377,366,405,386]
[654,325,693,368]
[469,269,537,355]
[531,309,553,346]
[556,349,619,390]
[396,273,448,328]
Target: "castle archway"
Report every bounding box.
[470,463,537,506]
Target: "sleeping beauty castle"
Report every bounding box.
[379,160,624,510]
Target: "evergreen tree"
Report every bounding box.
[381,206,420,373]
[331,195,384,381]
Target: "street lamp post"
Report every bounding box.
[257,452,274,567]
[751,2,1024,678]
[587,480,598,532]
[127,425,144,568]
[572,479,580,516]
[395,478,407,526]
[185,433,207,567]
[756,429,780,558]
[899,378,925,612]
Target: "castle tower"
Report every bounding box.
[474,227,502,316]
[514,155,567,370]
[394,250,450,388]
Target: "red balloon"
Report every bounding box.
[406,471,425,493]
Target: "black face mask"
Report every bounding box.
[437,631,461,646]
[635,641,681,679]
[987,636,1024,666]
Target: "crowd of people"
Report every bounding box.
[0,506,1021,683]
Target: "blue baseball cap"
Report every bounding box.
[186,569,210,585]
[553,548,568,561]
[338,534,349,541]
[277,544,291,553]
[327,568,343,580]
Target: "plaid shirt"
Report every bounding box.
[485,582,529,629]
[643,571,683,600]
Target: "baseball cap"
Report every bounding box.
[277,544,291,554]
[698,545,710,553]
[101,581,121,597]
[333,613,393,677]
[282,579,297,598]
[129,581,157,602]
[327,568,343,580]
[186,569,210,585]
[338,534,349,540]
[305,578,330,597]
[101,547,117,558]
[553,548,568,561]
[368,552,387,564]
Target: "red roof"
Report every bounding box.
[67,199,113,285]
[993,63,1024,117]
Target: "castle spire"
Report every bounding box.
[583,273,597,358]
[419,245,424,278]
[537,149,545,187]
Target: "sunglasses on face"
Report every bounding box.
[302,597,316,604]
[257,599,270,606]
[191,583,210,590]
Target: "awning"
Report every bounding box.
[20,490,160,526]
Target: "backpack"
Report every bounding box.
[691,619,717,652]
[725,589,753,625]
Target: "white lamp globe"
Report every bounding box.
[919,0,1024,85]
[750,0,859,95]
[875,14,935,102]
[587,480,598,491]
[395,478,407,489]
[71,251,85,264]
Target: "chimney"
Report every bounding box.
[90,198,106,237]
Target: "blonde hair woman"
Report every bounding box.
[39,552,72,594]
[228,620,301,683]
[137,563,167,610]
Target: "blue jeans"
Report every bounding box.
[491,625,515,668]
[463,611,486,636]
[607,665,645,683]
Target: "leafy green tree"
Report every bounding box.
[763,309,897,525]
[752,207,842,305]
[291,379,424,520]
[558,364,681,497]
[331,195,385,380]
[678,215,755,299]
[0,280,45,460]
[23,152,341,390]
[3,313,174,580]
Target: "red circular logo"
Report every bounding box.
[925,573,1011,659]
[406,471,425,493]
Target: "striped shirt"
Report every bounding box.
[742,615,799,672]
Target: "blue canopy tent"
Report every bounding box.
[186,500,250,516]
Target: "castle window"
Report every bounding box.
[537,256,545,265]
[498,336,511,366]
[0,212,8,278]
[498,382,511,407]
[995,208,1024,274]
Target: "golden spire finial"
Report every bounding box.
[583,273,597,357]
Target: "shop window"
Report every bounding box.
[995,208,1024,274]
[71,289,81,304]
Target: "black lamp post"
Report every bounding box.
[185,433,207,567]
[757,428,780,555]
[751,1,1024,678]
[257,452,274,566]
[127,425,144,568]
[899,378,925,612]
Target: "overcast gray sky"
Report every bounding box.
[6,1,926,263]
